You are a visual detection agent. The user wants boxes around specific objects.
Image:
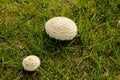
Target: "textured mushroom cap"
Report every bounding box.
[22,55,40,71]
[45,17,77,40]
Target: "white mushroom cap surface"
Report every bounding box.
[22,55,40,71]
[45,17,77,40]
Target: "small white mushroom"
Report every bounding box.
[45,17,77,40]
[22,55,40,71]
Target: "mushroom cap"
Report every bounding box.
[22,55,40,71]
[45,17,77,40]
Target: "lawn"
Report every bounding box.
[0,0,120,80]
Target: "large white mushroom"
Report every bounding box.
[22,55,41,71]
[45,17,77,40]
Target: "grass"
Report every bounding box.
[0,0,120,80]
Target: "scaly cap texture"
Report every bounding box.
[45,17,77,40]
[22,55,40,71]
